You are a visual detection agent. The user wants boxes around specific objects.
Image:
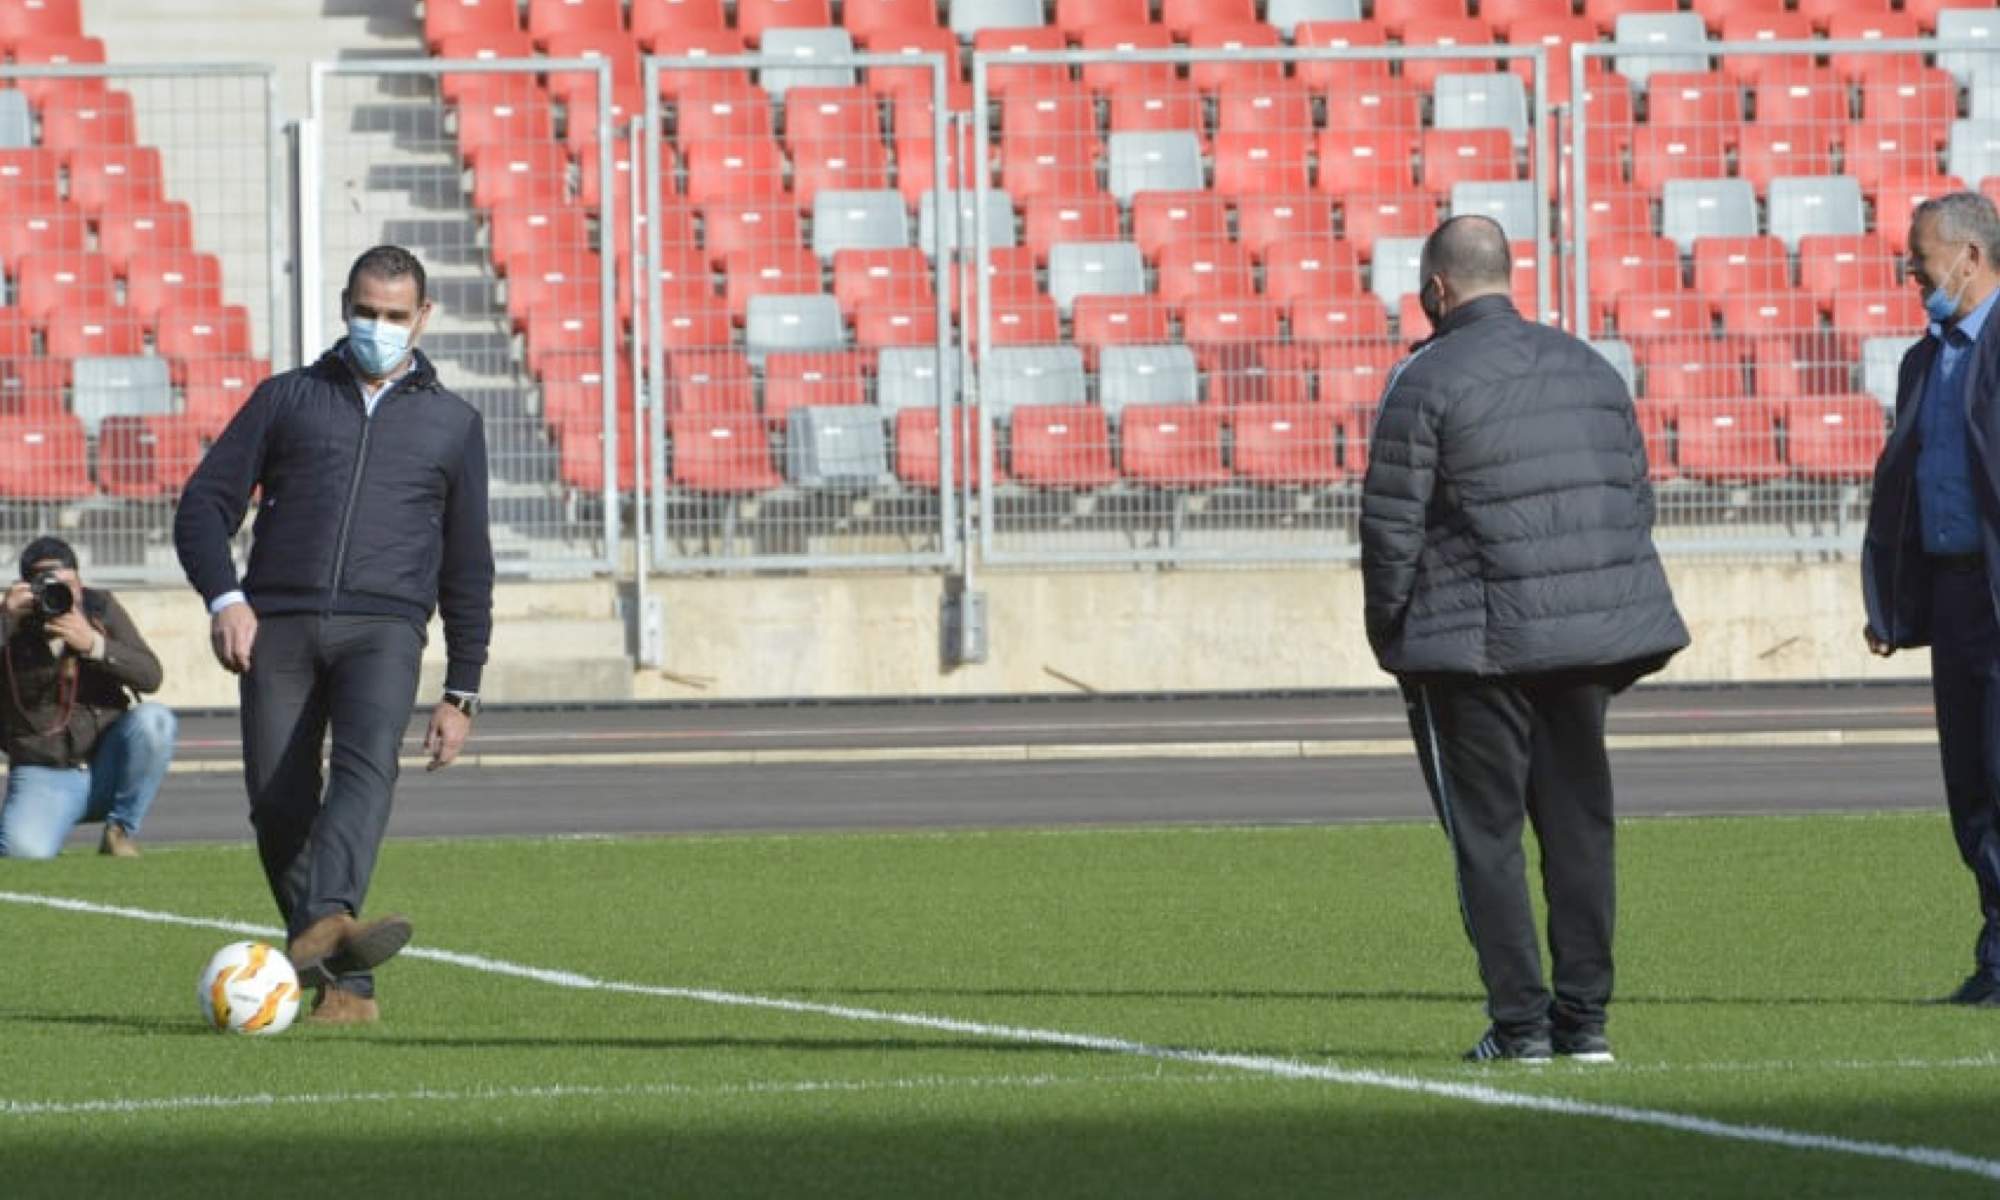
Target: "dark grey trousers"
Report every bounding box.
[240,613,424,998]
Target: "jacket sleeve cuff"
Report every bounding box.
[444,660,484,694]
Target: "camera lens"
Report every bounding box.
[32,571,71,619]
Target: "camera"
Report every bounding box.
[30,570,73,620]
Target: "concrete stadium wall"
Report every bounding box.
[122,560,1921,710]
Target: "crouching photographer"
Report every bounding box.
[0,537,174,859]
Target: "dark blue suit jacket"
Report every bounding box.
[1863,307,2000,648]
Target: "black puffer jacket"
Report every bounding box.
[173,345,494,692]
[1360,296,1688,679]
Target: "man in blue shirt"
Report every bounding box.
[1863,193,2000,1005]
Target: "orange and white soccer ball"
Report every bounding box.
[197,941,302,1035]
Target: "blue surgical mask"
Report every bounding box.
[1924,249,1971,324]
[346,317,412,378]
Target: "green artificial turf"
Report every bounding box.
[3,812,1997,1197]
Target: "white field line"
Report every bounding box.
[0,1071,1231,1120]
[4,890,1998,1184]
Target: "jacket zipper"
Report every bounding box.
[326,390,376,614]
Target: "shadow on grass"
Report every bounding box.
[765,985,1931,1008]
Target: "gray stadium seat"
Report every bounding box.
[1107,132,1205,203]
[1370,237,1426,310]
[745,294,846,364]
[1948,119,2000,190]
[1938,10,2000,87]
[1613,13,1708,92]
[1046,241,1146,314]
[876,346,961,413]
[786,405,890,487]
[1765,176,1865,252]
[981,346,1087,420]
[918,189,1016,260]
[72,357,173,438]
[1588,339,1638,401]
[1450,181,1538,243]
[949,0,1044,38]
[1432,73,1529,147]
[1660,178,1757,253]
[1971,69,2000,122]
[1862,337,1906,414]
[1097,346,1200,419]
[760,28,857,98]
[0,92,31,149]
[812,190,909,258]
[1266,0,1362,37]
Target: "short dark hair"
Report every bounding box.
[19,535,76,580]
[1420,215,1513,291]
[346,245,427,305]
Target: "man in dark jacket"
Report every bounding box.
[1862,192,2000,1007]
[1362,216,1689,1063]
[174,245,494,1025]
[0,536,174,859]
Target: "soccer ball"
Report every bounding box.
[197,941,302,1035]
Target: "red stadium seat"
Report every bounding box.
[655,305,736,352]
[664,350,756,416]
[526,0,622,47]
[1317,340,1403,406]
[525,308,605,375]
[1588,236,1682,317]
[974,28,1070,101]
[1003,84,1096,141]
[0,414,93,500]
[863,27,960,99]
[1206,343,1313,408]
[0,149,60,209]
[1186,24,1285,94]
[1825,13,1923,82]
[945,248,1039,318]
[0,356,61,421]
[1692,236,1789,308]
[854,304,938,349]
[1909,0,1994,32]
[1796,234,1898,311]
[1419,128,1516,196]
[1842,123,1946,194]
[893,115,980,208]
[1634,335,1745,400]
[11,34,102,106]
[790,138,891,209]
[1157,241,1257,313]
[1629,125,1731,194]
[1264,239,1363,304]
[1215,80,1315,136]
[1856,63,1958,128]
[648,29,749,94]
[1317,130,1419,197]
[737,0,832,44]
[1211,131,1311,198]
[505,251,603,328]
[1054,0,1150,37]
[631,0,728,44]
[1507,17,1601,104]
[1373,0,1468,39]
[678,87,776,143]
[156,306,252,362]
[555,405,641,493]
[182,357,267,438]
[1289,295,1392,344]
[488,203,591,277]
[1735,124,1834,191]
[1796,0,1886,33]
[0,312,32,365]
[1831,290,1925,352]
[762,350,866,426]
[1692,0,1783,31]
[125,251,224,324]
[1716,12,1815,86]
[1183,298,1282,366]
[1232,405,1339,486]
[439,49,541,112]
[0,208,84,275]
[783,86,881,153]
[1321,77,1424,137]
[1753,68,1852,128]
[1673,396,1784,482]
[893,407,1007,491]
[684,138,789,205]
[1719,292,1820,339]
[1876,176,1964,255]
[1235,196,1336,262]
[1120,404,1230,486]
[832,248,932,312]
[1106,83,1207,145]
[975,295,1065,349]
[1749,333,1850,399]
[1480,0,1572,36]
[455,91,558,166]
[471,142,569,208]
[425,0,519,50]
[1784,395,1886,480]
[1645,72,1743,129]
[1008,404,1116,488]
[1131,192,1232,263]
[1069,296,1174,362]
[1162,0,1257,37]
[15,251,114,320]
[1341,193,1436,259]
[1582,0,1675,36]
[1293,21,1390,89]
[1616,292,1711,340]
[1022,194,1122,262]
[44,307,142,360]
[39,88,135,152]
[1398,18,1493,93]
[842,0,940,44]
[1571,184,1651,245]
[1000,133,1103,202]
[724,244,823,319]
[1078,24,1177,94]
[98,414,202,498]
[542,31,642,114]
[672,411,785,492]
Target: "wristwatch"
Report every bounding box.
[442,690,481,717]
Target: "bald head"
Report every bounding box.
[1421,215,1513,295]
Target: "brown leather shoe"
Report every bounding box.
[287,912,414,987]
[305,985,380,1026]
[97,823,139,858]
[286,913,357,987]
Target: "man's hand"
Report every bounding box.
[1864,624,1895,658]
[45,610,97,655]
[425,702,471,772]
[2,581,32,622]
[211,602,257,674]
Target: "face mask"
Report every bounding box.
[346,317,412,377]
[1923,248,1971,324]
[1419,279,1444,329]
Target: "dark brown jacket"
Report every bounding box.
[1,589,163,768]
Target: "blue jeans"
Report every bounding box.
[0,702,177,859]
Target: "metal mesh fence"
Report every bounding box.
[0,64,278,583]
[308,59,619,579]
[970,43,1551,565]
[1570,35,2000,555]
[639,51,960,572]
